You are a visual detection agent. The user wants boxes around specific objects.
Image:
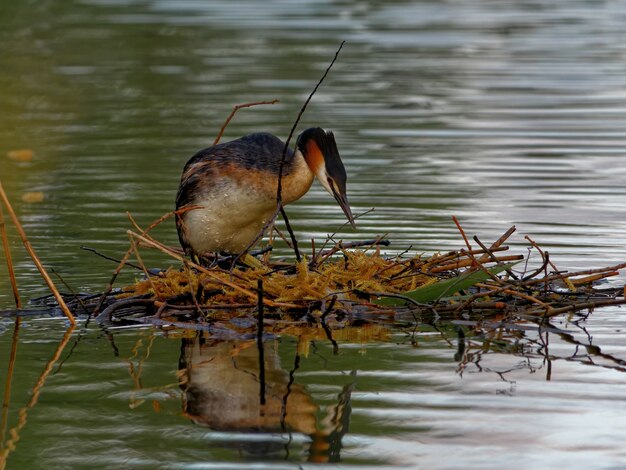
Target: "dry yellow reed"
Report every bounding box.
[0,182,75,324]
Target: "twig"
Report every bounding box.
[570,271,619,286]
[257,279,266,405]
[525,235,575,291]
[314,237,390,266]
[501,288,553,312]
[50,269,91,317]
[0,182,75,324]
[473,235,519,281]
[310,208,376,267]
[560,262,626,280]
[95,297,156,323]
[94,207,196,314]
[213,100,279,146]
[275,41,346,261]
[0,202,20,308]
[127,232,162,301]
[412,246,510,275]
[528,298,626,317]
[277,41,346,201]
[316,240,344,267]
[154,301,256,310]
[460,249,509,286]
[521,249,550,281]
[452,216,472,252]
[80,246,147,272]
[313,234,388,271]
[429,254,524,274]
[320,296,340,355]
[279,205,301,261]
[183,261,204,318]
[453,283,513,313]
[126,211,169,253]
[147,206,201,238]
[521,261,626,288]
[128,230,246,291]
[321,295,337,321]
[93,247,133,315]
[273,219,294,248]
[485,225,516,252]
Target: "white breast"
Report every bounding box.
[183,183,277,254]
[180,150,315,255]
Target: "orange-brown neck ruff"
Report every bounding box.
[215,155,313,204]
[304,139,325,176]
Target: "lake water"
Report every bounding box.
[2,1,626,468]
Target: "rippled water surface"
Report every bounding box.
[2,1,626,469]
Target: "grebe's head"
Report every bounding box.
[297,127,355,228]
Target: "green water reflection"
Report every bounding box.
[2,315,625,468]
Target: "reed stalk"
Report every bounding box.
[0,182,75,324]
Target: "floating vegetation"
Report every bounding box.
[21,192,45,204]
[44,217,624,341]
[6,148,34,162]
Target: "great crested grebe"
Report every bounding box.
[175,128,355,259]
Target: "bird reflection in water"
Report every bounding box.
[179,335,354,462]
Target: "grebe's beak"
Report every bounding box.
[328,178,356,228]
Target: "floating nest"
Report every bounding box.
[56,222,626,338]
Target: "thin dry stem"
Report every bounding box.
[0,203,20,308]
[473,235,519,281]
[523,261,626,288]
[0,182,75,324]
[213,100,279,146]
[94,207,199,314]
[460,249,508,286]
[525,235,575,291]
[94,246,133,314]
[274,41,346,261]
[477,225,516,263]
[429,254,524,274]
[501,288,554,311]
[570,271,619,286]
[452,216,472,252]
[127,233,162,300]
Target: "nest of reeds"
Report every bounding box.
[75,218,626,335]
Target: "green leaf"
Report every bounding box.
[374,262,518,306]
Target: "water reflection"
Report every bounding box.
[1,313,625,467]
[180,337,317,433]
[0,322,74,470]
[179,335,353,463]
[455,318,626,380]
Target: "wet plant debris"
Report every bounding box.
[43,222,626,334]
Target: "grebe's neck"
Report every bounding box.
[280,148,315,204]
